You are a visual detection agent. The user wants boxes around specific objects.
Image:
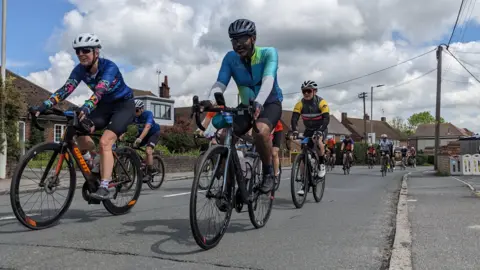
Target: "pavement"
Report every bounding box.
[0,165,412,269]
[394,171,480,270]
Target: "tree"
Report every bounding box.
[0,76,27,161]
[407,111,445,130]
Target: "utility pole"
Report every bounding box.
[155,69,161,97]
[434,45,443,170]
[358,92,368,143]
[370,84,384,142]
[0,0,7,179]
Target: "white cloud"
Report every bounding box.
[24,0,480,132]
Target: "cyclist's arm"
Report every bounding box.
[255,47,278,105]
[341,142,345,151]
[317,99,330,132]
[137,111,154,140]
[350,139,354,151]
[207,52,232,101]
[42,67,81,109]
[291,101,302,132]
[82,63,120,112]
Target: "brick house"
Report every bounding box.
[5,69,77,155]
[340,112,406,146]
[409,122,470,152]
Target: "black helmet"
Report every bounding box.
[228,19,256,38]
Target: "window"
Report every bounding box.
[340,135,345,141]
[18,121,25,155]
[54,124,66,143]
[151,103,172,120]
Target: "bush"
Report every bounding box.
[0,76,27,161]
[27,118,45,149]
[160,132,195,153]
[416,154,428,165]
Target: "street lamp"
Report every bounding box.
[370,84,384,143]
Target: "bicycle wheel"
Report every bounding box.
[248,157,274,229]
[146,155,166,190]
[103,147,143,215]
[190,145,232,250]
[312,174,325,203]
[10,142,76,230]
[291,153,308,208]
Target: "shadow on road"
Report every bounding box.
[121,217,254,256]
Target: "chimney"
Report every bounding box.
[381,117,386,122]
[364,114,370,120]
[341,112,348,123]
[159,75,170,98]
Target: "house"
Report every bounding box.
[4,68,78,155]
[340,112,406,146]
[409,122,470,152]
[133,75,174,127]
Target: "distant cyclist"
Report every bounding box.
[340,135,354,170]
[325,135,336,167]
[379,134,394,171]
[29,33,135,200]
[400,146,408,166]
[367,143,376,165]
[272,121,283,178]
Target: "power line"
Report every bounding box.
[447,0,466,47]
[383,68,437,90]
[444,48,480,83]
[282,48,436,96]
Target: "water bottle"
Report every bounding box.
[91,154,101,173]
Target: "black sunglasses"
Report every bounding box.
[75,48,94,55]
[230,36,250,45]
[302,89,313,94]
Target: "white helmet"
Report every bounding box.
[301,80,318,90]
[72,33,102,49]
[134,99,144,109]
[381,134,387,138]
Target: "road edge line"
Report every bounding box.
[389,172,412,270]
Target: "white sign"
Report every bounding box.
[368,133,376,144]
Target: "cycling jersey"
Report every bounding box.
[368,147,376,154]
[273,121,283,133]
[342,138,354,151]
[205,106,225,120]
[208,46,283,106]
[134,110,160,136]
[43,58,133,112]
[379,139,393,152]
[326,138,336,149]
[291,95,330,132]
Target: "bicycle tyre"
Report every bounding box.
[10,142,76,230]
[248,157,274,229]
[190,145,232,250]
[146,155,166,190]
[312,174,325,203]
[291,153,308,209]
[103,147,143,215]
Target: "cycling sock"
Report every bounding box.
[263,164,273,176]
[100,179,110,188]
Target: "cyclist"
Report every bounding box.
[409,146,417,167]
[340,134,354,171]
[129,99,161,181]
[400,145,408,167]
[379,134,394,171]
[367,143,376,165]
[325,135,336,168]
[30,33,135,200]
[196,109,221,144]
[272,120,283,178]
[201,18,283,197]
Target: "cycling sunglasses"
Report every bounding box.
[75,47,94,55]
[302,88,314,94]
[230,36,251,45]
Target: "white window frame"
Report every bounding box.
[54,124,66,143]
[18,121,26,155]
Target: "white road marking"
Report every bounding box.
[0,215,16,221]
[163,192,191,198]
[407,199,417,202]
[467,225,480,230]
[451,176,475,192]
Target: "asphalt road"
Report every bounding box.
[0,165,410,270]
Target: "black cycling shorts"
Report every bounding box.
[88,98,136,137]
[233,101,282,136]
[272,131,282,148]
[140,131,161,148]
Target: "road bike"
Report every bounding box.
[325,149,335,172]
[118,139,166,190]
[286,132,326,209]
[10,108,142,230]
[189,93,274,250]
[193,133,220,190]
[380,150,390,177]
[367,153,375,169]
[342,150,352,175]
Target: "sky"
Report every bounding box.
[3,0,480,132]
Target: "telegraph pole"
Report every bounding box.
[434,45,443,170]
[358,92,368,143]
[0,0,7,179]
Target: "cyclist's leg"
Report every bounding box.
[272,131,281,176]
[342,151,347,169]
[143,131,160,176]
[78,105,110,162]
[91,99,135,200]
[314,131,326,177]
[252,101,282,193]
